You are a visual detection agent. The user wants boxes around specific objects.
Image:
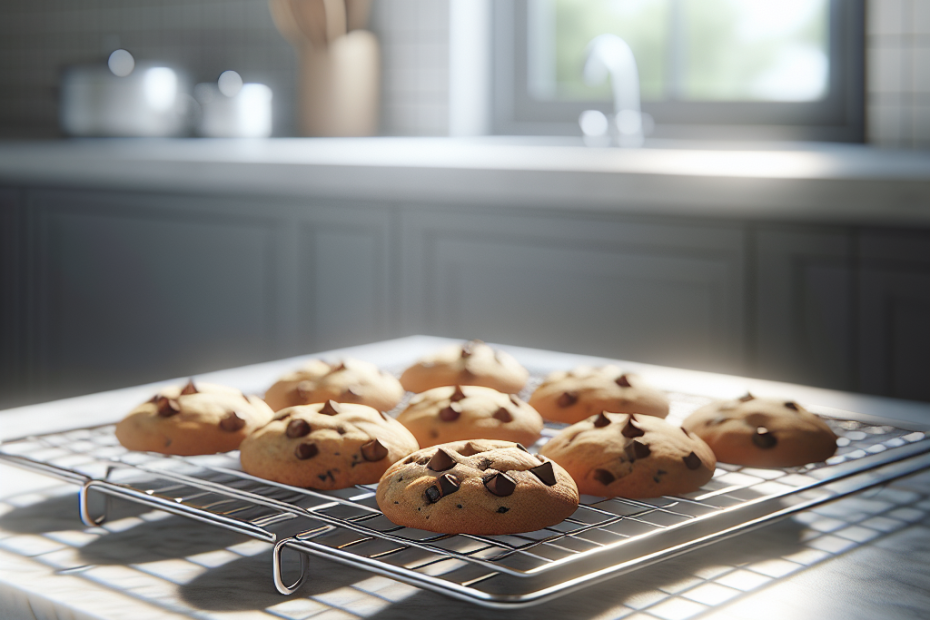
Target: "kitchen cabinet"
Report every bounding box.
[858,229,930,402]
[752,226,856,391]
[0,188,23,408]
[8,188,396,404]
[400,207,747,374]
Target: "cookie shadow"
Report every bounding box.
[78,514,251,565]
[0,490,149,534]
[177,547,371,611]
[360,516,812,620]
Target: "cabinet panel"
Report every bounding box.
[754,227,855,390]
[0,189,23,408]
[858,229,930,401]
[297,213,395,353]
[401,209,747,374]
[30,192,279,398]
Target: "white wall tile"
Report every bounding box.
[868,44,905,93]
[868,0,906,37]
[911,0,930,34]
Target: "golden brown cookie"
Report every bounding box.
[529,366,669,424]
[539,412,716,498]
[377,439,579,535]
[115,380,274,456]
[399,340,529,394]
[239,401,419,490]
[396,385,544,448]
[263,358,404,413]
[680,394,837,468]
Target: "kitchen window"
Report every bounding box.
[492,0,865,142]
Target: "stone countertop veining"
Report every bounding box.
[1,138,929,225]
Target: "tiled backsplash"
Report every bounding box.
[0,0,927,146]
[867,0,930,147]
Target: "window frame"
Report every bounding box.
[492,0,865,142]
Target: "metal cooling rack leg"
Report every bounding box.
[273,537,310,595]
[79,480,110,526]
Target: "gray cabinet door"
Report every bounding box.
[27,189,282,399]
[0,188,23,408]
[858,229,930,401]
[401,208,747,374]
[23,189,396,401]
[753,227,855,391]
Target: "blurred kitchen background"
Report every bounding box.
[1,0,929,411]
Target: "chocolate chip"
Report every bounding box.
[515,443,529,453]
[752,427,778,449]
[149,393,160,403]
[621,417,645,438]
[219,411,246,432]
[286,419,311,438]
[492,407,513,423]
[682,451,702,470]
[295,381,313,400]
[427,448,456,471]
[681,427,691,437]
[593,469,615,485]
[477,457,494,471]
[342,387,361,400]
[295,443,318,459]
[378,410,390,421]
[593,412,611,427]
[484,472,516,496]
[361,439,389,461]
[156,397,181,417]
[450,386,467,402]
[319,400,341,416]
[329,361,346,372]
[425,485,441,503]
[784,401,800,411]
[180,379,198,395]
[497,506,509,513]
[438,473,460,497]
[529,461,557,486]
[509,394,522,406]
[615,374,632,388]
[625,439,651,461]
[739,393,755,402]
[439,404,460,422]
[557,391,578,408]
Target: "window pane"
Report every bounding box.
[534,0,670,101]
[682,0,829,101]
[537,0,830,103]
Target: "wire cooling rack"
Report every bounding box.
[1,393,929,609]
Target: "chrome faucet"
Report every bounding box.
[581,34,645,148]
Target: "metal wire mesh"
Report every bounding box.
[2,391,929,608]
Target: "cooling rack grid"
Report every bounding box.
[1,393,929,609]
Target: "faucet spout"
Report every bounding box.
[583,34,644,148]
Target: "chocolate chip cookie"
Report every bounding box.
[399,340,529,394]
[377,439,579,535]
[529,366,669,424]
[539,412,716,498]
[115,380,275,456]
[239,401,419,490]
[396,385,544,448]
[264,358,404,413]
[681,394,837,468]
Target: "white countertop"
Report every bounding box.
[2,138,930,225]
[2,336,930,620]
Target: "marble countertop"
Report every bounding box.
[2,336,930,620]
[1,139,930,225]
